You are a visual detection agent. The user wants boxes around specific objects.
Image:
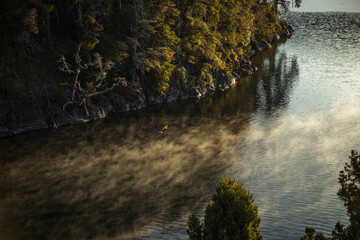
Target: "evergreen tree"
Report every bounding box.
[187,178,263,240]
[137,0,180,95]
[337,150,360,239]
[0,0,291,118]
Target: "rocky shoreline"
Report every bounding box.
[0,22,293,137]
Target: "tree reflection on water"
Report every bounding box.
[251,44,299,113]
[0,41,299,240]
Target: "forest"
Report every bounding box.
[0,0,297,134]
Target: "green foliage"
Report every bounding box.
[74,0,114,50]
[173,66,187,84]
[24,8,39,34]
[80,33,100,51]
[337,150,360,239]
[78,14,103,50]
[187,213,203,240]
[96,38,129,68]
[199,63,214,86]
[217,0,254,49]
[0,0,287,111]
[187,178,263,240]
[138,47,176,95]
[331,222,350,240]
[32,0,54,14]
[253,2,281,41]
[23,0,54,35]
[300,227,329,240]
[135,0,180,95]
[174,0,284,87]
[203,178,263,240]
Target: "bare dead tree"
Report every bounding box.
[58,45,126,115]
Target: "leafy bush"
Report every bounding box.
[187,178,263,240]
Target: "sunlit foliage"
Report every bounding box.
[300,227,329,240]
[187,178,263,240]
[0,0,289,106]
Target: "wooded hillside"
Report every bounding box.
[0,0,296,135]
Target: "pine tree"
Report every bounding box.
[187,178,263,240]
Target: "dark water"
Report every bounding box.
[1,12,360,239]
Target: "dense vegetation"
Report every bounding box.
[187,150,360,240]
[187,178,262,240]
[0,0,294,129]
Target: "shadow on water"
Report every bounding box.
[0,41,299,240]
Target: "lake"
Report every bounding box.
[1,11,359,240]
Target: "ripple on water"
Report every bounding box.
[1,11,360,240]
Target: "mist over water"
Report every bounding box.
[1,12,360,240]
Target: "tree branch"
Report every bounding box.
[86,82,120,98]
[59,46,126,115]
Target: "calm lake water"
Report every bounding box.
[1,12,360,240]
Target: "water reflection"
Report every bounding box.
[251,44,299,113]
[0,41,300,240]
[1,107,246,240]
[1,11,359,240]
[160,44,299,120]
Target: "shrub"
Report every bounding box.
[187,178,263,240]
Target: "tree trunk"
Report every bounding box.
[77,2,83,27]
[53,0,59,24]
[59,47,123,115]
[131,0,139,83]
[46,15,51,39]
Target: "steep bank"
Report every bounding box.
[0,22,292,137]
[0,1,294,137]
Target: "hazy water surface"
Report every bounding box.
[1,12,360,240]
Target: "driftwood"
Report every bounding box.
[58,45,126,115]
